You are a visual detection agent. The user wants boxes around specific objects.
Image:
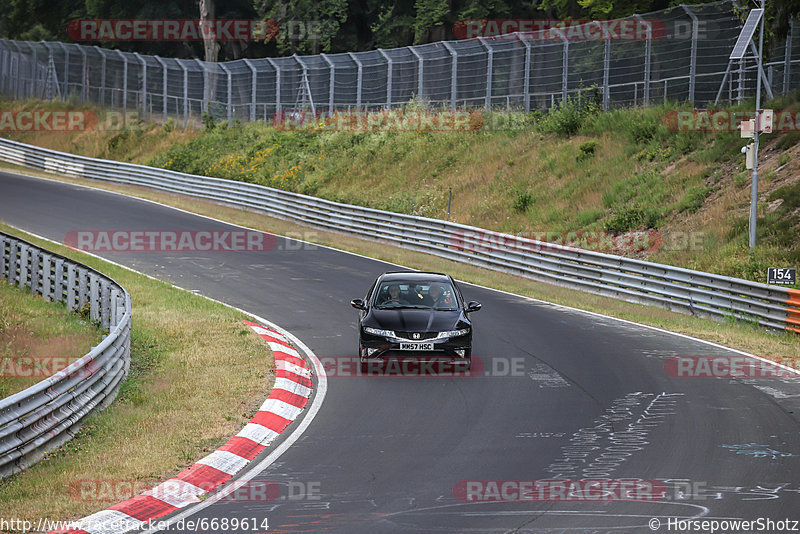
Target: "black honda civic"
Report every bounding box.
[350,271,481,371]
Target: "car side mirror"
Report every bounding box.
[351,298,367,310]
[466,301,482,312]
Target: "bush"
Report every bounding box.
[604,207,660,231]
[512,190,534,213]
[537,96,600,137]
[577,141,597,161]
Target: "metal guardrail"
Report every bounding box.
[0,136,798,335]
[0,231,131,479]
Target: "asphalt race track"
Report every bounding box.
[2,170,799,534]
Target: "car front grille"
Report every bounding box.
[395,331,437,340]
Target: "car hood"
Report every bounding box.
[366,308,463,332]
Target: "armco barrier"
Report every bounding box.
[0,136,798,334]
[0,231,131,479]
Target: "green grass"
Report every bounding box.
[0,224,274,523]
[0,279,104,398]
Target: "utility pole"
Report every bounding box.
[748,0,766,252]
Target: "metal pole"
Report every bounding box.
[95,46,106,107]
[194,59,209,114]
[243,58,258,121]
[58,42,69,99]
[377,49,392,108]
[560,34,569,103]
[784,20,793,95]
[409,46,424,100]
[220,63,232,125]
[348,52,363,110]
[602,24,611,111]
[154,55,168,122]
[178,60,188,128]
[682,6,698,105]
[442,42,458,110]
[116,50,127,122]
[320,53,335,113]
[749,0,766,252]
[266,58,281,113]
[447,187,452,219]
[134,52,146,119]
[79,46,87,103]
[518,34,533,112]
[635,15,652,105]
[479,37,494,111]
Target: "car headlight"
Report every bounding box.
[364,327,395,338]
[437,328,470,339]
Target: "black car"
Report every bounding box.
[350,272,481,371]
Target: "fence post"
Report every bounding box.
[243,58,258,121]
[601,23,611,111]
[377,49,392,108]
[58,42,69,99]
[195,59,209,114]
[409,46,424,100]
[154,55,168,122]
[516,34,533,112]
[78,46,87,103]
[320,54,335,113]
[560,33,569,103]
[219,63,232,125]
[134,52,147,120]
[348,52,363,110]
[478,37,493,110]
[178,60,189,128]
[784,20,793,95]
[266,58,281,113]
[116,50,127,119]
[95,46,107,107]
[442,42,458,110]
[682,6,698,105]
[634,15,652,106]
[9,41,22,99]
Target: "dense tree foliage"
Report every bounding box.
[0,0,795,60]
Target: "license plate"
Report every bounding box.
[399,342,434,351]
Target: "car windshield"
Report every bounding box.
[373,281,458,310]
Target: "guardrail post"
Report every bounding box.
[100,281,111,328]
[89,273,100,322]
[682,6,698,105]
[18,243,29,291]
[243,58,258,121]
[442,42,458,110]
[409,46,424,100]
[66,263,77,311]
[41,253,52,301]
[0,235,7,278]
[153,56,168,123]
[29,249,40,295]
[78,268,88,312]
[377,49,392,108]
[54,258,64,302]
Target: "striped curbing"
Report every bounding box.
[50,321,313,534]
